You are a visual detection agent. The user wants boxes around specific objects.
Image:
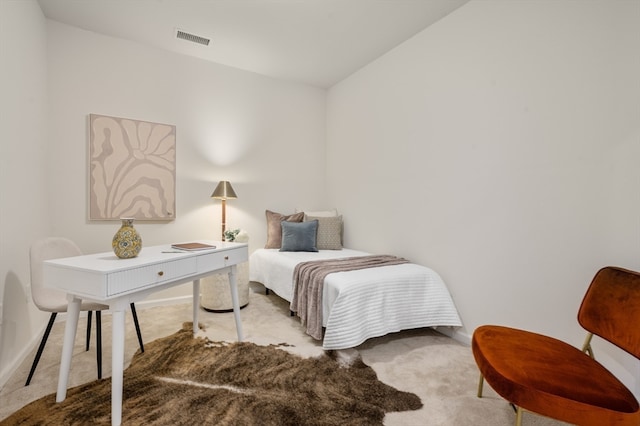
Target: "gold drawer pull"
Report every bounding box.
[224,256,229,260]
[158,271,164,276]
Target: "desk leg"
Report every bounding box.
[56,296,81,402]
[192,279,200,335]
[228,265,244,341]
[111,309,125,426]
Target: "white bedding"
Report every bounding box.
[249,248,462,350]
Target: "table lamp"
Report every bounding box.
[211,181,237,240]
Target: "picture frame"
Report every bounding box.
[88,113,176,221]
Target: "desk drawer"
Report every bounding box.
[197,248,248,273]
[107,257,198,296]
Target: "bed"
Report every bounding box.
[249,209,462,350]
[250,248,462,350]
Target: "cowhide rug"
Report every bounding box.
[2,323,422,425]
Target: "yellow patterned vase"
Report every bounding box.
[112,218,142,259]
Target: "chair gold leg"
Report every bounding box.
[582,332,594,359]
[477,373,484,397]
[515,406,523,426]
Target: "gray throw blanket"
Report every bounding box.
[290,255,410,340]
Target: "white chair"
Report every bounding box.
[25,237,144,386]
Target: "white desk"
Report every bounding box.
[44,241,248,426]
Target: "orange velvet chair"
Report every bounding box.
[472,266,640,426]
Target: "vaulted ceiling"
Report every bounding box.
[37,0,469,88]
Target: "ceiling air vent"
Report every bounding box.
[175,28,210,46]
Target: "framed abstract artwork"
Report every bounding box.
[89,114,176,221]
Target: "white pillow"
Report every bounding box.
[295,208,338,217]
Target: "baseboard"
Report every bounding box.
[434,326,471,346]
[134,295,192,310]
[0,328,43,390]
[0,296,191,390]
[0,312,76,390]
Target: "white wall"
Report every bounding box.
[0,0,51,385]
[0,8,326,386]
[46,20,328,253]
[45,20,327,299]
[327,0,640,392]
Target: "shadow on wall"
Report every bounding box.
[0,271,31,377]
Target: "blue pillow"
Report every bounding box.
[280,220,318,252]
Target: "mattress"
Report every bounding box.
[250,248,462,350]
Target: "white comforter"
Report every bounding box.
[249,248,462,350]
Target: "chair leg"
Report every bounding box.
[477,373,484,397]
[96,311,102,380]
[582,332,595,359]
[515,405,523,426]
[25,313,57,386]
[130,303,144,353]
[477,372,522,425]
[86,311,93,351]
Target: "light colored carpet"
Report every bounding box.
[0,283,568,425]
